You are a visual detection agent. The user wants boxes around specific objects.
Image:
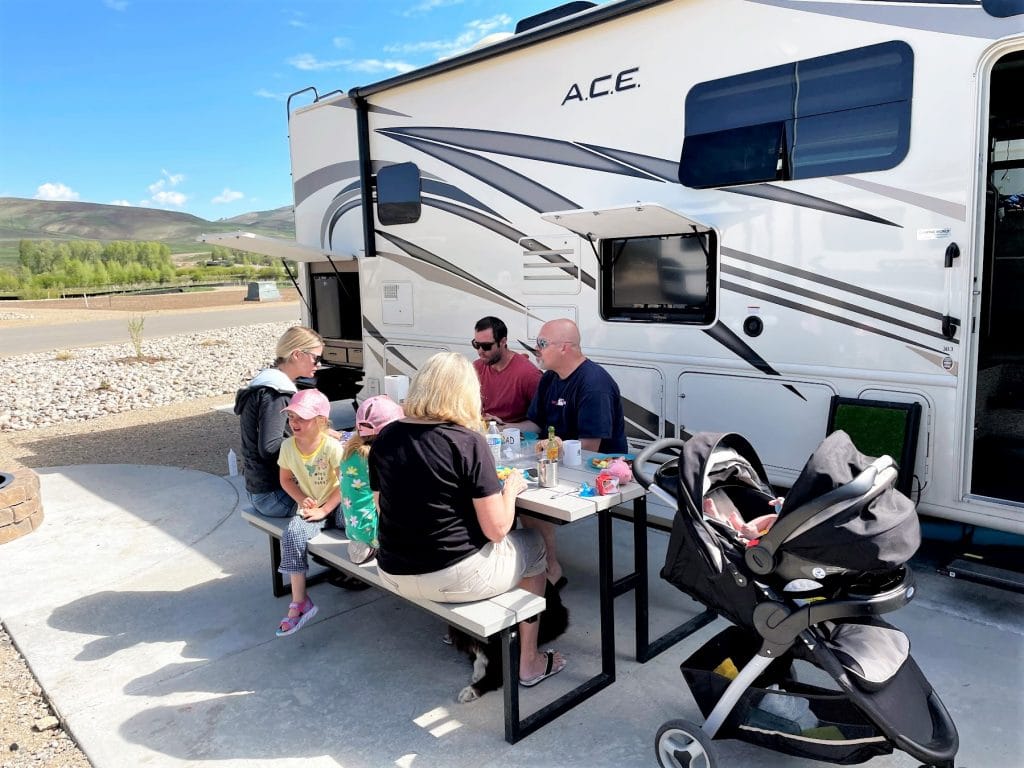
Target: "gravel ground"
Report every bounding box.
[0,291,303,767]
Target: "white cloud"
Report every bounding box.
[254,88,289,101]
[288,53,348,71]
[348,58,417,75]
[384,14,511,58]
[212,188,244,204]
[332,36,351,49]
[109,199,134,207]
[150,190,187,207]
[287,52,415,75]
[103,0,129,11]
[34,182,80,201]
[403,0,463,17]
[148,169,184,195]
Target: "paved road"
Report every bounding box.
[1,303,301,357]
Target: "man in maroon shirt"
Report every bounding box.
[472,316,541,426]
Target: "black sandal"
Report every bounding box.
[327,573,371,591]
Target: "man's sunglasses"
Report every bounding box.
[471,340,496,351]
[535,337,566,350]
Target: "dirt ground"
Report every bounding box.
[0,286,300,328]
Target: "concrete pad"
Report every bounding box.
[1,465,1022,767]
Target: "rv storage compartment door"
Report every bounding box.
[678,373,836,483]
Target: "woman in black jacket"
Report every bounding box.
[234,326,323,517]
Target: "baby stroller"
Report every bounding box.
[633,430,958,768]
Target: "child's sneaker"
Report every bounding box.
[276,597,318,637]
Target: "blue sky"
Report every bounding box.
[0,0,562,222]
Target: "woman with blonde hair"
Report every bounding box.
[369,352,567,687]
[235,326,324,518]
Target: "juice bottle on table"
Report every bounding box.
[545,426,560,462]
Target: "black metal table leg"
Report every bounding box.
[269,537,287,598]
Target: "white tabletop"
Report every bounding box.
[508,451,645,523]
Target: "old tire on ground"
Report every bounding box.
[656,718,717,768]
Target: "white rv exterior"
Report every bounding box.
[284,0,1024,534]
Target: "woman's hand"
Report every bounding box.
[300,496,317,509]
[502,469,527,497]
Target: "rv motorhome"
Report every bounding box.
[207,0,1024,535]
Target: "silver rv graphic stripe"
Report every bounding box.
[377,130,580,213]
[725,184,900,227]
[745,0,1017,39]
[425,198,597,289]
[360,318,418,372]
[702,323,785,379]
[294,161,363,209]
[723,264,951,342]
[577,143,679,181]
[380,127,660,180]
[724,280,948,355]
[375,234,526,313]
[831,176,968,221]
[723,247,943,320]
[326,199,363,249]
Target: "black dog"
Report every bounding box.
[450,580,570,703]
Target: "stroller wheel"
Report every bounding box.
[656,719,716,768]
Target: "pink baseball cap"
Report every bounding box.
[356,395,404,437]
[281,388,331,420]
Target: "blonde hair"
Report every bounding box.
[275,326,323,365]
[403,352,482,430]
[341,432,372,463]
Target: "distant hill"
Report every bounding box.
[0,198,295,257]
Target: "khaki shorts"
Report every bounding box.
[378,528,546,603]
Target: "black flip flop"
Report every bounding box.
[520,650,566,687]
[327,573,371,591]
[549,575,568,592]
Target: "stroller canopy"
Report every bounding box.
[779,430,920,573]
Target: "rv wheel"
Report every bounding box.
[656,719,716,768]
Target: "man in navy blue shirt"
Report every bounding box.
[526,318,627,454]
[520,318,627,589]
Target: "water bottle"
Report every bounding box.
[227,448,239,477]
[486,421,502,462]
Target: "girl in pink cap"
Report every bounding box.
[339,395,405,565]
[274,388,345,637]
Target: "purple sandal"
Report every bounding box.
[276,597,318,637]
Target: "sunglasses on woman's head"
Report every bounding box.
[471,340,496,351]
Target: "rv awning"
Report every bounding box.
[540,203,713,240]
[198,231,353,263]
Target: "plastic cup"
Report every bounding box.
[563,439,582,466]
[522,431,538,455]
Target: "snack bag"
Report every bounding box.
[605,457,633,484]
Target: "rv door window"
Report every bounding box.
[679,41,913,188]
[376,162,422,225]
[600,232,715,325]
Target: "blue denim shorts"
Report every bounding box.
[248,489,295,518]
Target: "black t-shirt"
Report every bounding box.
[369,421,502,575]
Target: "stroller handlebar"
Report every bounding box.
[634,438,688,488]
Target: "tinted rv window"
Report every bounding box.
[680,41,913,188]
[377,162,421,225]
[600,233,715,325]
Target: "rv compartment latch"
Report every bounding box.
[941,315,960,340]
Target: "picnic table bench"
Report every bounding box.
[241,508,570,744]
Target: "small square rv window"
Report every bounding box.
[377,162,422,225]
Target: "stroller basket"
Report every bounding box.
[681,627,893,765]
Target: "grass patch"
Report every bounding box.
[199,338,228,347]
[55,350,74,361]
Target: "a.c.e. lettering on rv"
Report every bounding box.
[562,67,639,106]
